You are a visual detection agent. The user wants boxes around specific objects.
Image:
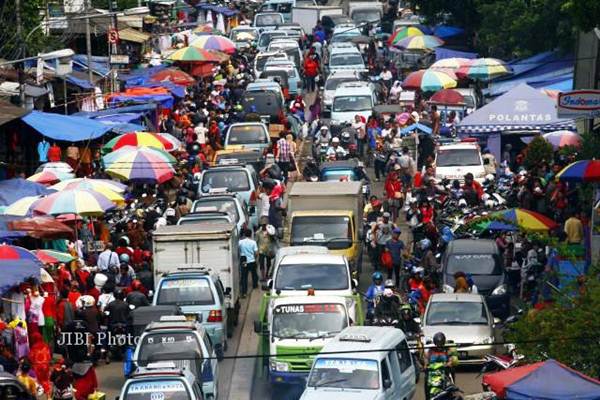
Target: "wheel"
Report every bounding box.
[227,309,234,338]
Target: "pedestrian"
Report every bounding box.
[352,114,366,158]
[239,228,258,298]
[430,105,440,136]
[256,220,278,281]
[373,142,387,182]
[397,146,416,191]
[275,131,292,183]
[386,228,405,289]
[564,211,583,245]
[303,52,319,92]
[384,169,403,223]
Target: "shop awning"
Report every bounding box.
[0,100,30,127]
[118,28,151,44]
[22,111,112,141]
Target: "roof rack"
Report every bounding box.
[162,266,212,277]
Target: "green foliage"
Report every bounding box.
[523,135,554,170]
[577,132,600,161]
[562,0,600,32]
[506,265,600,378]
[91,0,142,10]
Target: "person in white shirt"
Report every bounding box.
[97,243,119,272]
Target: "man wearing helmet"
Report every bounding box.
[424,331,458,372]
[326,137,348,159]
[419,239,439,279]
[399,304,420,336]
[365,272,385,320]
[373,288,401,325]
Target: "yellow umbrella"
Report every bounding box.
[51,178,127,193]
[3,196,42,216]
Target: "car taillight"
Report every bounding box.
[208,309,223,322]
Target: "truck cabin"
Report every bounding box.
[290,212,353,250]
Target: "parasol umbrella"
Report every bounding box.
[33,189,116,216]
[193,24,222,35]
[556,160,600,183]
[27,170,74,185]
[3,196,43,217]
[40,268,54,283]
[103,146,176,184]
[469,219,518,233]
[150,68,196,86]
[430,57,473,71]
[456,58,512,80]
[491,208,558,232]
[394,35,444,50]
[0,244,42,292]
[190,35,236,54]
[35,162,73,174]
[51,177,127,194]
[388,26,426,46]
[157,132,183,151]
[33,249,76,264]
[429,88,465,105]
[8,217,74,239]
[402,69,457,92]
[542,130,581,150]
[103,131,175,152]
[167,46,229,62]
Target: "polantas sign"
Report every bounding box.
[488,100,552,123]
[557,90,600,118]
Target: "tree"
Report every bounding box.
[562,0,600,32]
[506,266,600,378]
[523,135,553,170]
[92,0,142,10]
[0,0,53,59]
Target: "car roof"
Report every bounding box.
[271,295,348,307]
[320,159,359,170]
[438,142,479,150]
[228,122,267,128]
[154,222,236,236]
[327,70,361,79]
[144,320,206,332]
[334,83,372,96]
[429,293,485,303]
[330,45,361,55]
[320,326,405,360]
[279,253,346,265]
[447,238,496,253]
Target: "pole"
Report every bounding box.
[63,78,68,115]
[16,0,25,108]
[85,0,93,83]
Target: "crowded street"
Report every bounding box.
[0,0,599,400]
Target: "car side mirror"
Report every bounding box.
[262,279,273,291]
[493,317,501,325]
[383,378,392,389]
[148,290,154,298]
[351,279,358,289]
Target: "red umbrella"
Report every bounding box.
[429,89,465,105]
[150,68,196,86]
[190,62,218,78]
[8,217,74,239]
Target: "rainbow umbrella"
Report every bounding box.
[103,131,175,153]
[190,35,236,54]
[51,178,127,193]
[33,189,116,216]
[50,179,125,205]
[402,69,457,92]
[103,147,176,184]
[491,208,558,232]
[150,68,195,86]
[3,196,42,216]
[556,160,600,183]
[456,58,512,80]
[193,24,222,35]
[394,35,444,50]
[157,132,183,151]
[430,57,473,71]
[388,26,426,46]
[167,46,229,62]
[33,249,76,264]
[0,244,42,292]
[27,170,74,185]
[542,130,581,150]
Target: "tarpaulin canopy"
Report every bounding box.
[22,111,112,141]
[74,104,157,118]
[120,65,167,87]
[196,3,239,17]
[484,360,600,400]
[73,54,110,77]
[457,83,575,134]
[400,123,432,135]
[65,74,96,90]
[433,25,464,39]
[107,87,174,108]
[435,47,478,61]
[0,179,55,207]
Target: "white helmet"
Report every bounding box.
[332,137,340,143]
[485,174,495,182]
[458,198,468,208]
[94,273,108,288]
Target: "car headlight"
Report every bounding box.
[474,336,494,345]
[492,284,507,296]
[443,284,454,293]
[274,361,289,372]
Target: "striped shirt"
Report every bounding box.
[276,138,291,163]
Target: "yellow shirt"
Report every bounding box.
[564,217,583,244]
[17,374,37,395]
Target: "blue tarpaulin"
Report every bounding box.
[0,179,55,207]
[400,123,432,135]
[65,74,95,90]
[505,360,600,400]
[435,47,478,61]
[72,54,110,76]
[457,83,575,134]
[74,104,157,118]
[107,93,174,108]
[195,3,239,17]
[433,25,464,39]
[22,111,112,141]
[120,65,167,87]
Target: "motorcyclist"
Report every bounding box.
[462,172,484,206]
[315,126,331,150]
[302,157,320,182]
[326,137,348,159]
[419,239,439,278]
[373,288,401,325]
[126,280,150,308]
[365,272,385,319]
[399,304,420,335]
[424,332,458,370]
[104,290,130,328]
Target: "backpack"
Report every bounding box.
[380,250,393,270]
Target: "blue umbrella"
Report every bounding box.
[0,179,55,207]
[0,244,42,292]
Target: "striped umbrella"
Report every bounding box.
[394,35,444,50]
[157,132,183,152]
[429,89,465,105]
[33,249,76,264]
[402,69,457,92]
[556,160,600,183]
[51,178,127,193]
[103,131,175,152]
[50,180,125,205]
[0,244,41,292]
[430,57,473,70]
[150,68,196,86]
[388,26,426,46]
[491,208,558,232]
[190,35,236,54]
[167,46,229,62]
[27,170,74,185]
[103,146,176,184]
[456,58,512,80]
[3,196,42,216]
[542,130,581,150]
[33,189,116,216]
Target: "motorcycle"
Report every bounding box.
[425,362,454,400]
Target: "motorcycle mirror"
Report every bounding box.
[148,290,154,298]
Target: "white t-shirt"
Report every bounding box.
[259,192,270,218]
[194,125,207,145]
[380,70,393,81]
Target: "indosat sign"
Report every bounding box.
[557,90,600,118]
[488,100,552,123]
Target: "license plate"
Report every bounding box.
[459,351,468,358]
[185,314,197,321]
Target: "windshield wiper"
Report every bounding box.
[314,377,349,388]
[276,332,307,340]
[309,330,341,342]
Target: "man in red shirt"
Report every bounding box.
[303,52,319,92]
[462,172,483,205]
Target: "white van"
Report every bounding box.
[434,141,486,182]
[301,326,417,400]
[331,82,376,128]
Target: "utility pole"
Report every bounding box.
[16,0,25,107]
[85,0,93,83]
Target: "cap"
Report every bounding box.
[383,212,391,218]
[411,111,420,121]
[393,227,402,234]
[394,164,402,171]
[332,137,340,143]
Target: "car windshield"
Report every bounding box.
[232,30,257,42]
[137,332,203,367]
[256,14,284,26]
[322,170,358,181]
[333,95,372,112]
[436,148,481,167]
[308,358,379,390]
[201,170,250,192]
[228,125,268,145]
[156,278,215,306]
[462,95,475,108]
[258,32,286,47]
[331,33,359,43]
[325,77,357,91]
[352,10,381,23]
[272,303,348,338]
[426,301,489,325]
[330,54,364,67]
[241,93,282,115]
[193,199,239,220]
[124,379,191,400]
[446,254,499,275]
[275,264,349,290]
[291,216,352,249]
